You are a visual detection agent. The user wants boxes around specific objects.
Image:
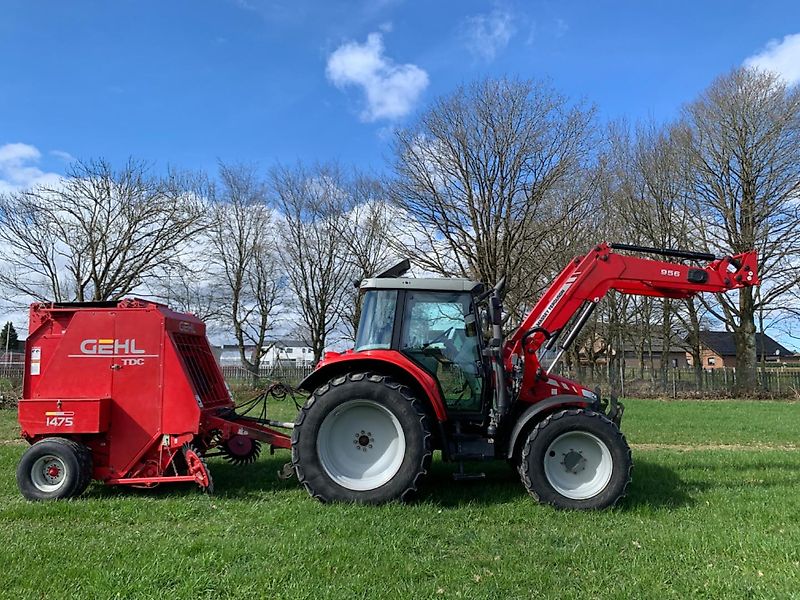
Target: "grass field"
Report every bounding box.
[1,399,800,599]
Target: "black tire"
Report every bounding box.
[292,372,432,504]
[16,437,91,501]
[518,409,632,510]
[75,443,93,495]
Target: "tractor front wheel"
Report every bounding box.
[292,373,432,504]
[518,409,632,510]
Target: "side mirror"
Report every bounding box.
[465,314,477,338]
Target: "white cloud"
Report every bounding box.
[744,32,800,85]
[0,143,62,195]
[0,142,40,165]
[50,149,75,163]
[326,32,429,122]
[461,8,515,61]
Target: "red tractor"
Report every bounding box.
[292,242,759,509]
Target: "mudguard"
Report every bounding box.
[505,395,593,459]
[298,350,449,421]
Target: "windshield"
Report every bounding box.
[355,290,398,351]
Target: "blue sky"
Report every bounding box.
[2,0,800,185]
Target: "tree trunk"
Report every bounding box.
[734,288,758,394]
[681,299,704,389]
[659,299,671,390]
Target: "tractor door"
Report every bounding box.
[399,291,486,414]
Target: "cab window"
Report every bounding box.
[400,291,483,412]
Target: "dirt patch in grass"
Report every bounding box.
[632,442,799,451]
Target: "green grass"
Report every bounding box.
[1,399,800,599]
[622,397,800,446]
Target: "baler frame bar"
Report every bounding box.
[206,414,292,450]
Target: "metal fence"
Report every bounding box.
[220,364,315,387]
[3,360,799,398]
[0,363,23,385]
[564,365,800,398]
[0,362,316,391]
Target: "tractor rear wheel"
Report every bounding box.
[292,373,432,504]
[17,437,92,501]
[518,409,632,510]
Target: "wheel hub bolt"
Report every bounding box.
[561,449,586,474]
[354,431,375,451]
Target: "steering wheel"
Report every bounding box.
[422,327,455,349]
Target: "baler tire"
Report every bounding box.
[292,372,432,504]
[518,409,632,510]
[76,443,93,495]
[16,437,90,501]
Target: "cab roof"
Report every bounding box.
[360,277,484,293]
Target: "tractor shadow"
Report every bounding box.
[619,459,700,510]
[419,459,524,507]
[209,454,298,498]
[420,457,699,510]
[84,453,297,501]
[83,455,700,509]
[86,454,797,511]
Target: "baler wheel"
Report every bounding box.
[76,443,93,494]
[182,444,214,494]
[219,436,262,466]
[17,437,91,501]
[292,372,431,504]
[518,409,632,510]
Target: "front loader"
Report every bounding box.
[292,242,759,509]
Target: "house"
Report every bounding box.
[215,340,315,367]
[216,343,257,366]
[263,340,315,367]
[619,337,690,370]
[686,331,794,369]
[786,353,800,366]
[583,334,689,370]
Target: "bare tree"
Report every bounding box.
[679,67,800,392]
[0,158,206,303]
[389,77,598,320]
[341,180,396,340]
[609,121,698,387]
[149,246,226,323]
[209,163,282,378]
[272,163,356,362]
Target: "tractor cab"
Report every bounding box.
[355,274,488,415]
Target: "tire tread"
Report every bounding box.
[292,371,432,504]
[518,409,632,509]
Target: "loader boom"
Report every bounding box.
[503,241,759,393]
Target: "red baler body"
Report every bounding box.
[18,299,289,488]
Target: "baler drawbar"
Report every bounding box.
[16,299,292,500]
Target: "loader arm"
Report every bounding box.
[505,241,759,361]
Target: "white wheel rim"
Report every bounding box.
[543,431,613,500]
[31,455,68,493]
[318,399,406,491]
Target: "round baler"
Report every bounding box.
[16,299,292,500]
